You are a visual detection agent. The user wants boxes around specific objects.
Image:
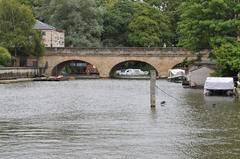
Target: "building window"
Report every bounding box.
[41,32,46,36]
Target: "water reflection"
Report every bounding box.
[0,80,239,158]
[182,88,240,158]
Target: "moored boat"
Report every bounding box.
[168,69,186,83]
[204,77,235,96]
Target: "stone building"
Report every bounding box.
[33,20,65,48]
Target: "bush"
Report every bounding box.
[214,43,240,76]
[0,47,11,66]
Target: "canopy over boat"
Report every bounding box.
[204,77,234,90]
[168,69,185,79]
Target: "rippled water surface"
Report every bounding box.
[0,80,240,159]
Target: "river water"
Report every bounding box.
[0,80,239,159]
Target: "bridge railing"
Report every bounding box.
[45,47,194,55]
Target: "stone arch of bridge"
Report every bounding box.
[171,62,187,70]
[51,59,99,76]
[109,60,159,77]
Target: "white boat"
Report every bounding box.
[204,77,235,96]
[168,69,186,82]
[117,69,148,76]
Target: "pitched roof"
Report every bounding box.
[33,20,56,30]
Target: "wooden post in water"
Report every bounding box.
[150,70,156,107]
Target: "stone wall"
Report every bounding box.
[0,67,38,80]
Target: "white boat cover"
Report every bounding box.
[204,77,234,90]
[168,69,185,78]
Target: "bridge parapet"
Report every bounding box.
[45,47,193,56]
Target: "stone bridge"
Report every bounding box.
[39,47,204,78]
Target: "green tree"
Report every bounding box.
[128,2,171,47]
[97,0,118,8]
[0,0,44,61]
[144,0,183,12]
[102,0,134,47]
[18,0,36,6]
[22,30,45,57]
[21,0,104,47]
[18,0,50,21]
[178,0,240,51]
[31,31,45,57]
[32,0,53,22]
[143,0,185,46]
[214,43,240,76]
[0,47,11,66]
[40,0,104,47]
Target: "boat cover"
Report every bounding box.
[204,77,234,90]
[168,69,185,78]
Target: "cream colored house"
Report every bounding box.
[34,20,65,48]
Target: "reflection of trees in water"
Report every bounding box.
[57,61,98,75]
[180,89,240,159]
[61,63,87,75]
[116,61,155,71]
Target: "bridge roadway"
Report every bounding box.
[39,47,204,78]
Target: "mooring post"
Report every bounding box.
[150,70,156,107]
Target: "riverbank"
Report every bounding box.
[0,78,34,84]
[0,75,101,84]
[0,75,160,84]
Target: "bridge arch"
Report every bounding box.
[51,59,99,76]
[109,60,159,77]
